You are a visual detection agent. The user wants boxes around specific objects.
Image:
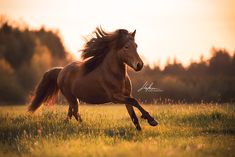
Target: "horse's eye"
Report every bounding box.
[124,46,129,49]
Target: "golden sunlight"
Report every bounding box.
[1,0,235,67]
[1,1,235,156]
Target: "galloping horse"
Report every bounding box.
[28,27,158,130]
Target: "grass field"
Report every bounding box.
[0,104,235,157]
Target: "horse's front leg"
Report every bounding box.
[112,94,158,127]
[125,97,158,126]
[125,104,141,131]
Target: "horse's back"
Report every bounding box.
[57,61,83,91]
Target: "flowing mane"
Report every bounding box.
[81,27,129,74]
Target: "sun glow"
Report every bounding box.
[1,0,235,67]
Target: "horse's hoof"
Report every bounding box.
[73,114,82,122]
[148,119,158,126]
[77,115,83,122]
[75,117,82,122]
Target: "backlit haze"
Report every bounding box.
[1,0,235,68]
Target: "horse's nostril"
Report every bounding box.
[136,63,143,71]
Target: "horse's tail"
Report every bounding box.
[28,67,63,112]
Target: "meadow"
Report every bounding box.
[0,104,234,157]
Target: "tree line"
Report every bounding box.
[129,48,235,103]
[0,17,72,104]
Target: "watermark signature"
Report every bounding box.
[137,81,163,93]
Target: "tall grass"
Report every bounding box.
[0,104,234,157]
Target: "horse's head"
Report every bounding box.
[81,27,143,74]
[117,30,143,71]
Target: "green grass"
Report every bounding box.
[0,104,235,157]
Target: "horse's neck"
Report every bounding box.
[102,50,126,79]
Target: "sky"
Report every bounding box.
[1,0,235,67]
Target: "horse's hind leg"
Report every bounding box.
[72,98,82,122]
[60,90,73,121]
[65,94,82,122]
[66,105,73,120]
[61,89,82,122]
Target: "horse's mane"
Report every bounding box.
[81,27,129,74]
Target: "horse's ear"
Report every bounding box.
[131,30,136,38]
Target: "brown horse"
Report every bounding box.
[28,27,158,130]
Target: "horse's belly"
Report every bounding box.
[74,84,110,104]
[79,96,109,104]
